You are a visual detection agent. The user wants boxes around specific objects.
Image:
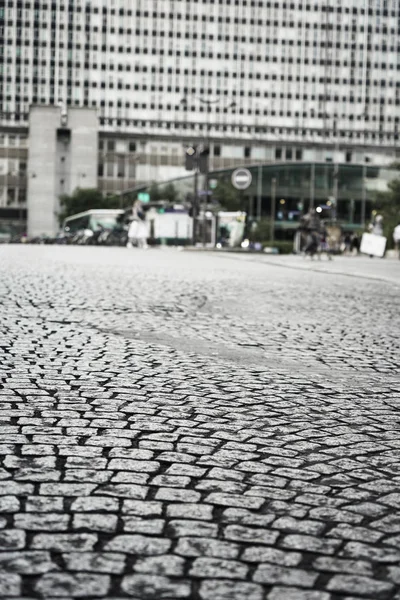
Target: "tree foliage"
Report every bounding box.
[247,218,273,243]
[145,182,178,204]
[58,188,121,224]
[163,183,179,203]
[147,182,162,203]
[212,179,242,211]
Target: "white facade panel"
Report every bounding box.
[69,108,98,193]
[27,107,59,237]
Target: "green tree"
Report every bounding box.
[248,218,273,243]
[212,179,242,211]
[163,183,179,203]
[58,188,121,224]
[375,178,400,247]
[147,182,162,203]
[145,182,178,204]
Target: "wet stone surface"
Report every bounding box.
[0,245,399,599]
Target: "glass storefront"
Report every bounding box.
[120,162,398,238]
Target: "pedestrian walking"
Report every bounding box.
[302,209,322,259]
[350,232,360,255]
[318,226,333,260]
[371,215,384,236]
[127,200,149,249]
[343,232,352,255]
[393,223,400,259]
[304,230,320,259]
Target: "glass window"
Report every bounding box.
[65,215,90,232]
[106,162,114,177]
[117,158,125,178]
[90,214,120,230]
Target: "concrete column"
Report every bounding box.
[27,106,98,237]
[27,106,60,237]
[68,108,98,192]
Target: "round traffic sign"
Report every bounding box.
[232,168,252,190]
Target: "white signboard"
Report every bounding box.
[232,168,252,190]
[360,233,387,258]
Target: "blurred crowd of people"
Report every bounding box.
[298,209,400,259]
[298,209,362,260]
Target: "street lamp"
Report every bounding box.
[270,177,277,243]
[332,118,339,223]
[361,159,368,228]
[181,95,236,246]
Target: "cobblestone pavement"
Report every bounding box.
[0,245,399,600]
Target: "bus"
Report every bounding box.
[63,209,125,234]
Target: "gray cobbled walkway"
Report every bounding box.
[0,245,399,600]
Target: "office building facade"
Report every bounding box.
[0,0,399,234]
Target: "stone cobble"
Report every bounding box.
[0,245,399,598]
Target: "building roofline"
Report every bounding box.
[63,209,124,222]
[119,161,398,196]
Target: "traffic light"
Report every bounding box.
[198,146,209,174]
[185,146,197,171]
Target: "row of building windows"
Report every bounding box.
[2,5,398,18]
[0,111,395,141]
[4,62,398,77]
[1,30,395,43]
[5,89,399,109]
[3,35,397,51]
[0,134,27,146]
[4,18,399,33]
[5,74,398,89]
[4,59,397,76]
[0,186,26,205]
[2,52,398,72]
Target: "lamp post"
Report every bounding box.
[201,98,236,247]
[330,118,339,223]
[270,177,277,243]
[361,160,367,228]
[181,95,236,246]
[310,163,315,210]
[256,164,262,221]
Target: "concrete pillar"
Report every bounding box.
[27,106,60,237]
[27,105,98,238]
[68,108,98,192]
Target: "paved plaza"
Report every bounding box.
[0,245,399,600]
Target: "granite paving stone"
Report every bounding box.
[121,574,191,598]
[0,246,399,598]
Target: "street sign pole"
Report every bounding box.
[232,168,252,191]
[310,163,315,210]
[257,164,262,221]
[193,165,198,246]
[361,162,367,228]
[202,157,209,247]
[270,177,277,243]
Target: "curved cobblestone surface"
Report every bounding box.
[0,245,399,600]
